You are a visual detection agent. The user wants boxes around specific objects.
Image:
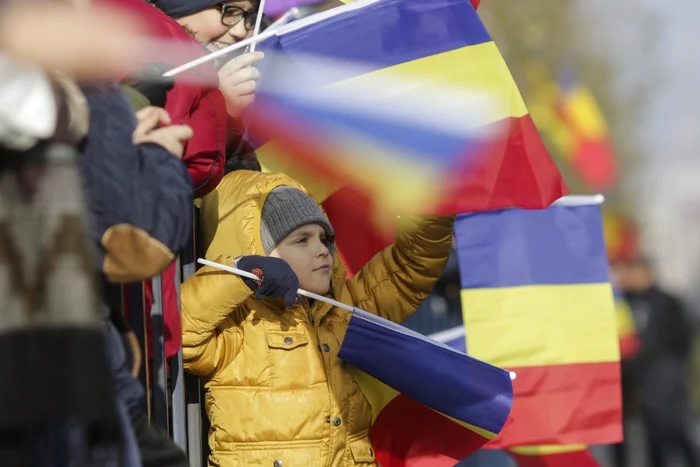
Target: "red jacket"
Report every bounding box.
[101,0,227,198]
[103,0,228,359]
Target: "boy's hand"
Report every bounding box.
[237,255,299,308]
[132,107,193,158]
[218,52,264,118]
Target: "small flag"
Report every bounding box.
[340,309,513,466]
[555,71,618,192]
[602,210,639,263]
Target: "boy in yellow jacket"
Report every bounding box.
[181,170,454,467]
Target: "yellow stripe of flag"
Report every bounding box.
[461,283,620,368]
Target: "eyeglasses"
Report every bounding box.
[218,3,258,30]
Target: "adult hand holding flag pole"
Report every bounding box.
[197,257,515,465]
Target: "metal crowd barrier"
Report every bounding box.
[127,208,205,466]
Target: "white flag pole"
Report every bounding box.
[247,0,268,53]
[163,5,307,77]
[198,258,516,381]
[197,258,355,312]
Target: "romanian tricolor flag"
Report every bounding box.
[252,0,567,273]
[554,73,618,193]
[339,309,513,467]
[455,196,622,447]
[602,210,639,263]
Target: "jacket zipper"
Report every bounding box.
[303,299,339,467]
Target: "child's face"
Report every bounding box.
[176,1,256,51]
[269,224,333,296]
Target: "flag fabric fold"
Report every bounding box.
[339,309,513,467]
[455,198,622,448]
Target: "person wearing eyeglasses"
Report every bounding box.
[147,0,264,121]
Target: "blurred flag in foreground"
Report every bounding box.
[251,0,567,272]
[342,0,482,9]
[455,196,622,447]
[248,52,505,218]
[340,309,513,467]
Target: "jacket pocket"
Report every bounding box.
[236,442,322,467]
[265,331,309,350]
[349,438,376,464]
[264,330,313,387]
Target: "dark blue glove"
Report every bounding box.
[237,256,300,308]
[121,63,174,108]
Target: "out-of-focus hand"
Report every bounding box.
[132,107,193,158]
[122,63,175,108]
[0,1,147,79]
[218,51,264,118]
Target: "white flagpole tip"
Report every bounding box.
[552,194,605,206]
[509,371,517,381]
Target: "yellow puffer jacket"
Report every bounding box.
[181,171,454,467]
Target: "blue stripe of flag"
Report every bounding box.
[339,309,513,434]
[254,93,477,165]
[455,205,609,289]
[266,0,491,88]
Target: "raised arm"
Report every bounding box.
[345,215,455,324]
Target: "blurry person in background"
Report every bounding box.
[617,256,698,467]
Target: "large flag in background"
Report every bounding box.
[252,0,567,274]
[339,309,513,467]
[455,196,622,447]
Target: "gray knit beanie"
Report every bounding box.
[260,186,334,255]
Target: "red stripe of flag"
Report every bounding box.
[487,362,622,448]
[510,449,601,467]
[371,396,490,467]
